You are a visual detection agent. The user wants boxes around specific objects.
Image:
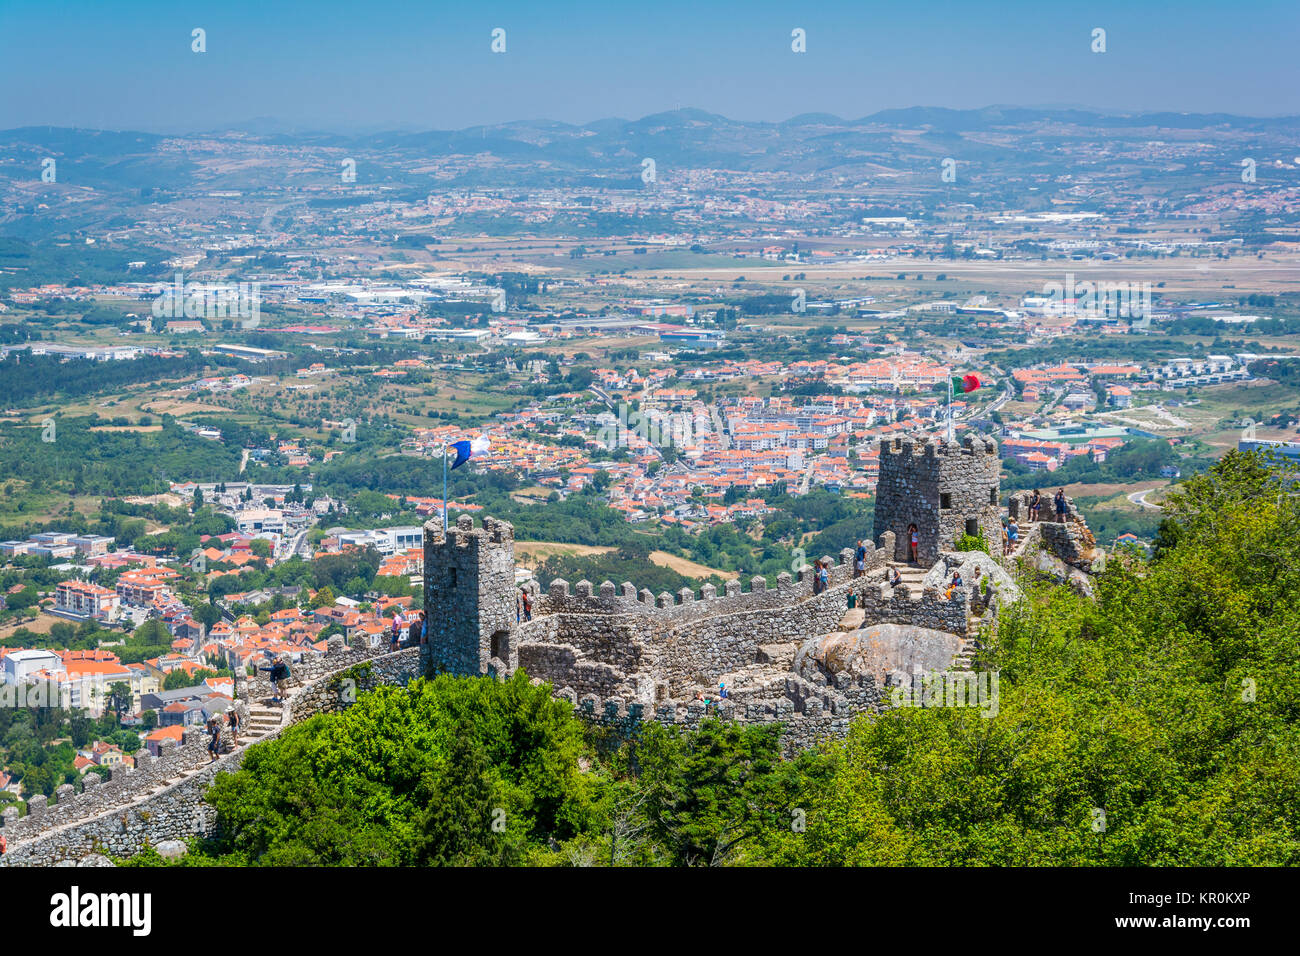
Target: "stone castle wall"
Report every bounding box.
[1,434,1111,864]
[425,516,972,747]
[0,648,423,867]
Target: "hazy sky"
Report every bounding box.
[1,0,1297,132]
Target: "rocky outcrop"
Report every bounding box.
[794,623,964,687]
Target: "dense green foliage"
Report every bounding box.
[0,417,242,496]
[185,672,604,865]
[0,350,215,405]
[1001,438,1186,493]
[0,704,141,800]
[758,451,1300,865]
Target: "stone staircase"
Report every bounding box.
[888,563,927,600]
[953,634,980,672]
[245,701,285,741]
[955,601,993,671]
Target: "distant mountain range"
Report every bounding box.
[2,105,1298,239]
[5,105,1300,153]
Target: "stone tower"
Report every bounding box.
[873,434,1001,565]
[423,515,518,676]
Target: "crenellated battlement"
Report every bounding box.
[0,645,424,867]
[531,543,885,620]
[879,434,1000,459]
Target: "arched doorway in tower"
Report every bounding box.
[490,630,510,663]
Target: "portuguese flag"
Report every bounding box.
[952,373,985,393]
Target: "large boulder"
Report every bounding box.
[794,623,963,686]
[1029,550,1096,598]
[925,551,1022,604]
[154,839,188,860]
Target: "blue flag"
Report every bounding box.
[449,436,490,470]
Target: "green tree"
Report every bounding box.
[132,618,171,647]
[164,668,218,691]
[633,719,794,866]
[197,672,602,865]
[106,681,133,718]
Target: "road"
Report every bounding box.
[986,382,1014,416]
[281,525,311,560]
[799,458,814,494]
[1128,488,1163,511]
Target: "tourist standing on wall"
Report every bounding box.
[206,717,222,762]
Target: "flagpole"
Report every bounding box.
[947,376,954,442]
[442,443,448,533]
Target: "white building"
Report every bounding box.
[3,649,61,685]
[335,526,424,556]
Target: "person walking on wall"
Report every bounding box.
[206,716,222,762]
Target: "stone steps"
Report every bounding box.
[884,565,927,602]
[836,607,866,630]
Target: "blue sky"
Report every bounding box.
[1,0,1296,132]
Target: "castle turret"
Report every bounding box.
[873,434,1001,564]
[423,515,518,676]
